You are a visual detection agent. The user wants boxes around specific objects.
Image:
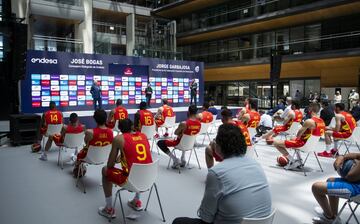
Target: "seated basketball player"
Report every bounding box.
[318,103,357,158]
[273,103,325,170]
[98,119,152,218]
[134,101,155,132]
[240,98,261,128]
[32,101,63,153]
[154,98,175,138]
[39,113,85,161]
[236,97,250,119]
[106,99,129,129]
[173,124,272,224]
[261,101,303,143]
[312,152,360,224]
[73,109,113,177]
[197,102,214,124]
[157,105,201,168]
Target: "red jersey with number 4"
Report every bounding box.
[340,112,356,133]
[300,116,325,141]
[200,111,214,123]
[162,105,174,119]
[246,111,260,128]
[234,121,252,146]
[183,119,202,136]
[114,106,129,121]
[44,109,63,125]
[139,110,154,127]
[66,123,84,134]
[89,127,114,146]
[121,132,153,174]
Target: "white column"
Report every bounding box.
[76,0,93,53]
[126,13,135,56]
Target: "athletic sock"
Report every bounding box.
[326,144,331,151]
[134,193,140,201]
[333,141,339,150]
[166,151,178,161]
[105,196,112,209]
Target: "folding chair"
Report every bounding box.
[76,144,111,193]
[209,114,218,134]
[334,195,360,224]
[248,127,258,157]
[240,209,276,224]
[110,160,165,224]
[141,124,158,154]
[339,127,360,154]
[197,122,211,146]
[158,116,176,137]
[167,134,200,173]
[57,132,84,169]
[42,124,63,149]
[291,135,322,176]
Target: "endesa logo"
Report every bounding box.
[31,57,58,64]
[124,67,133,76]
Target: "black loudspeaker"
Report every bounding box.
[270,53,282,83]
[9,114,41,145]
[11,23,27,80]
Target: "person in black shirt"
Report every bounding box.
[145,82,153,107]
[320,100,335,126]
[190,79,198,106]
[351,102,360,122]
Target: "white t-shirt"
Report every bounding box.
[280,105,291,119]
[260,114,273,128]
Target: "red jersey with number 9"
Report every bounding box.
[139,109,154,127]
[340,111,356,133]
[246,111,260,128]
[234,121,252,146]
[183,119,202,136]
[89,127,114,146]
[162,105,174,119]
[300,116,325,141]
[114,106,129,121]
[120,132,153,174]
[200,111,214,123]
[44,109,63,125]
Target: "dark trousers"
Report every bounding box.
[157,140,170,154]
[172,217,211,224]
[146,94,151,107]
[93,98,102,110]
[190,92,197,106]
[256,125,272,137]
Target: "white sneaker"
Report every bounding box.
[127,199,143,211]
[39,153,47,161]
[98,206,116,219]
[314,206,323,216]
[284,159,301,170]
[171,158,181,169]
[312,213,342,224]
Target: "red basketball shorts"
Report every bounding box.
[273,125,289,135]
[284,138,306,148]
[332,131,352,139]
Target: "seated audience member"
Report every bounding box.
[351,101,360,122]
[318,103,357,158]
[273,103,325,170]
[280,97,293,120]
[261,101,303,142]
[154,98,175,138]
[320,100,335,127]
[39,113,85,161]
[73,109,113,176]
[312,152,360,223]
[267,98,285,116]
[207,101,218,116]
[134,101,154,131]
[197,102,214,124]
[106,99,128,129]
[98,119,152,218]
[240,98,261,128]
[205,109,252,169]
[157,105,201,168]
[256,110,273,137]
[173,124,272,224]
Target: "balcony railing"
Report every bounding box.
[186,31,360,64]
[41,0,83,6]
[105,0,156,8]
[32,35,83,53]
[133,47,183,60]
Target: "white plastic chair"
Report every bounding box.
[76,144,112,193]
[110,160,165,224]
[339,127,360,154]
[141,124,158,154]
[57,132,85,169]
[284,122,301,139]
[291,135,322,176]
[240,209,276,224]
[197,122,211,146]
[42,124,63,149]
[335,195,360,224]
[209,114,218,134]
[328,117,336,129]
[248,127,258,157]
[167,134,200,173]
[113,120,121,136]
[159,116,176,136]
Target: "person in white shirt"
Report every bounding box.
[348,89,359,110]
[280,97,292,119]
[334,91,342,104]
[256,110,273,137]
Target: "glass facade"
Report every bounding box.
[32,36,83,53]
[93,22,127,55]
[181,15,360,64]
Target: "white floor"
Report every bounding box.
[0,122,359,224]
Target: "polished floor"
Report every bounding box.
[0,123,358,224]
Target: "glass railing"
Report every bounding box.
[32,35,83,53]
[105,0,156,8]
[41,0,82,6]
[186,31,360,64]
[133,47,183,60]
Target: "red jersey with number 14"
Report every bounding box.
[183,119,202,136]
[114,106,129,121]
[89,127,114,146]
[120,132,153,174]
[139,109,154,127]
[44,109,63,125]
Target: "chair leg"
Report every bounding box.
[296,150,307,176]
[356,142,360,152]
[314,152,324,172]
[253,145,259,158]
[201,134,206,146]
[334,201,348,223]
[187,149,193,167]
[154,183,166,222]
[167,149,175,169]
[193,148,201,170]
[117,190,127,224]
[57,147,61,166]
[145,185,154,211]
[109,190,119,222]
[347,203,360,224]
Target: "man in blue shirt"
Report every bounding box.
[90,80,102,110]
[207,101,218,116]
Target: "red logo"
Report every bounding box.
[86,100,93,106]
[124,67,133,76]
[60,101,68,107]
[32,102,41,107]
